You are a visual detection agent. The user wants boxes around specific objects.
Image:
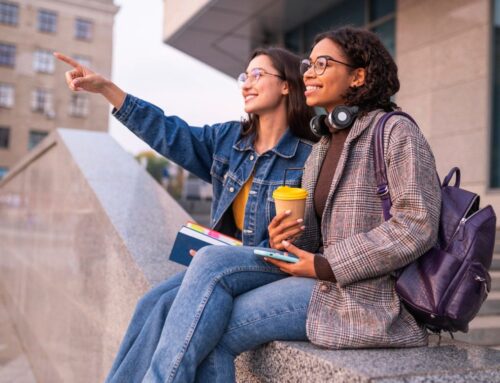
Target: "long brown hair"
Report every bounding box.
[241,47,318,142]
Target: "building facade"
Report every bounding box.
[0,0,118,178]
[162,0,500,215]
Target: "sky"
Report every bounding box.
[109,0,245,155]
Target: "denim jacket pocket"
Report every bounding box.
[210,155,230,183]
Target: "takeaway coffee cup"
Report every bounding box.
[272,186,308,224]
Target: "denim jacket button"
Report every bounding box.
[229,187,235,192]
[249,155,255,161]
[320,283,331,293]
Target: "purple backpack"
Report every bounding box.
[373,111,496,333]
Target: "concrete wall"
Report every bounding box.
[397,0,500,208]
[0,129,187,382]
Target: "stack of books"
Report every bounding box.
[169,222,242,266]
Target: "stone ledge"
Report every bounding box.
[236,336,500,382]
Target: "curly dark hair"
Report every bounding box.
[241,47,318,142]
[314,27,400,114]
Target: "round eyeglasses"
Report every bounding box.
[237,68,284,88]
[300,55,354,76]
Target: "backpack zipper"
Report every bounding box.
[446,196,480,246]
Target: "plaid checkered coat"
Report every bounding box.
[295,109,441,349]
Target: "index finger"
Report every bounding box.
[53,52,80,68]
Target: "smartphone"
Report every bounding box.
[254,249,299,263]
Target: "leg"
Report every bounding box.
[142,246,287,383]
[195,276,315,382]
[105,270,185,383]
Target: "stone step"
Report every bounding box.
[492,254,500,270]
[452,315,500,346]
[479,291,500,316]
[492,271,500,291]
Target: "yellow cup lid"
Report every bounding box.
[272,186,308,200]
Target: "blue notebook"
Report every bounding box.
[169,224,242,266]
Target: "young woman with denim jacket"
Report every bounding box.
[55,48,316,382]
[81,28,441,383]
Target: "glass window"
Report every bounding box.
[31,88,53,114]
[0,42,15,67]
[75,18,92,40]
[0,83,14,107]
[69,94,89,117]
[33,49,54,73]
[0,1,18,26]
[0,126,9,148]
[0,167,8,179]
[369,0,396,22]
[490,0,500,187]
[284,0,395,57]
[28,130,48,150]
[372,18,396,57]
[74,54,91,67]
[38,9,57,33]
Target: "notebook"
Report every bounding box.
[169,222,242,266]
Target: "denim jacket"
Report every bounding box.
[113,94,313,247]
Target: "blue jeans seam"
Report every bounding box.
[225,305,309,333]
[166,265,285,382]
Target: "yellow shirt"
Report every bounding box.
[232,175,254,231]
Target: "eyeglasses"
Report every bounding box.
[300,55,354,76]
[237,68,284,88]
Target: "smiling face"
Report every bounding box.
[303,38,364,113]
[241,55,288,115]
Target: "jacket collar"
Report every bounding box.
[233,128,300,159]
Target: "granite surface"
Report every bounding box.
[236,336,500,382]
[0,129,188,382]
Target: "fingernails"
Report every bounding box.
[300,225,306,230]
[285,210,292,215]
[297,218,303,223]
[282,240,290,246]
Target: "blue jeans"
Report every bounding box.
[105,271,186,383]
[106,246,315,383]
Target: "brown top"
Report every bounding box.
[313,127,351,219]
[313,127,351,282]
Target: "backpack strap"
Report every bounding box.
[373,111,417,221]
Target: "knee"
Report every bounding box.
[190,245,235,271]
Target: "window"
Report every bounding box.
[0,83,14,108]
[31,88,53,114]
[69,94,89,117]
[284,0,396,56]
[490,0,500,187]
[75,18,92,40]
[33,49,54,73]
[0,126,9,148]
[0,1,18,26]
[38,9,57,33]
[0,43,15,67]
[74,54,91,67]
[0,167,8,179]
[28,130,48,150]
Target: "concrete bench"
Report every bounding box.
[1,129,499,382]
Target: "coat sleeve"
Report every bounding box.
[113,94,233,183]
[325,118,441,287]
